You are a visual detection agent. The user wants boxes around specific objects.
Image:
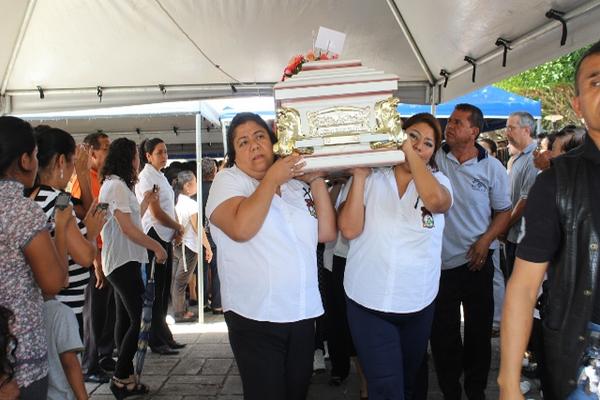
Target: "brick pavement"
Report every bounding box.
[87,313,541,399]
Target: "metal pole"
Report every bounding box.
[195,112,204,325]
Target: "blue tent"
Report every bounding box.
[398,86,541,132]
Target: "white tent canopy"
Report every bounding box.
[2,0,600,116]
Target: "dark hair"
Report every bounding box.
[202,157,216,180]
[139,138,165,169]
[478,138,498,156]
[454,103,484,136]
[546,132,558,151]
[0,116,36,178]
[226,112,277,167]
[403,113,442,169]
[172,170,196,203]
[83,132,109,150]
[0,305,17,382]
[562,133,586,153]
[575,40,600,95]
[33,125,76,171]
[101,138,138,190]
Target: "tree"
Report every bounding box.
[494,46,590,131]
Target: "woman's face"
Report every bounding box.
[405,122,436,164]
[147,142,168,170]
[183,178,198,196]
[232,121,275,179]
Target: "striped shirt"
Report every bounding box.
[33,185,90,315]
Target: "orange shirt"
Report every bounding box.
[70,169,103,248]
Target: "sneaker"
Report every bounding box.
[313,349,326,373]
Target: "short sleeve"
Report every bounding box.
[134,168,154,203]
[489,160,512,212]
[434,172,454,208]
[206,169,253,219]
[100,180,133,213]
[19,200,49,250]
[516,169,561,263]
[53,304,84,354]
[519,158,539,199]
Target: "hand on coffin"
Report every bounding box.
[348,167,372,181]
[265,155,305,186]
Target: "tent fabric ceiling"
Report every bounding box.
[1,0,599,115]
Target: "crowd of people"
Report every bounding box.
[0,40,599,400]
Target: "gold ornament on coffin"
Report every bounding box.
[274,107,302,156]
[371,97,405,149]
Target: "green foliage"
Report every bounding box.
[494,46,591,130]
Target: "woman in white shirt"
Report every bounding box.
[171,170,212,322]
[135,138,185,354]
[98,138,167,398]
[206,112,336,400]
[338,113,453,400]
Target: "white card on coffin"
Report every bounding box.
[314,27,346,56]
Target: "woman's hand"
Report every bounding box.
[54,204,74,231]
[204,245,213,263]
[83,199,107,240]
[264,155,304,187]
[0,377,20,400]
[349,167,371,181]
[295,170,326,184]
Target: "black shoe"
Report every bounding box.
[168,341,186,349]
[84,371,111,384]
[110,377,149,400]
[212,308,224,315]
[98,356,116,372]
[151,345,179,355]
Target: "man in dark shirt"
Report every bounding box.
[498,41,600,399]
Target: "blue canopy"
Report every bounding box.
[398,86,541,132]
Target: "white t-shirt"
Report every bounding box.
[176,194,199,253]
[206,165,324,323]
[99,176,149,276]
[323,183,349,271]
[344,168,453,314]
[135,164,176,242]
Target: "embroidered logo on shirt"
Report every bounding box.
[421,207,434,229]
[302,187,317,218]
[470,178,487,192]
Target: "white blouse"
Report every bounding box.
[344,168,453,314]
[135,164,176,242]
[206,165,324,323]
[99,176,148,276]
[176,194,199,253]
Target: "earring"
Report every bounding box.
[60,169,64,179]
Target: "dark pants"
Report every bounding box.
[430,254,494,400]
[82,270,116,374]
[147,227,174,348]
[204,244,221,309]
[324,255,355,380]
[503,241,517,280]
[347,297,434,400]
[106,261,144,379]
[225,311,315,400]
[19,375,48,400]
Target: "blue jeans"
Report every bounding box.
[568,322,600,399]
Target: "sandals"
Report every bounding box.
[109,376,149,399]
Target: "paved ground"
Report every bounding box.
[86,312,542,399]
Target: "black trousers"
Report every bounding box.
[503,241,517,280]
[323,255,355,380]
[82,270,116,374]
[107,261,144,379]
[225,311,315,400]
[430,253,494,400]
[147,227,174,348]
[203,243,222,309]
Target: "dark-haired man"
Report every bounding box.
[71,132,116,382]
[499,41,600,400]
[431,104,511,399]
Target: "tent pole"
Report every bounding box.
[385,0,435,85]
[1,0,37,95]
[195,113,205,325]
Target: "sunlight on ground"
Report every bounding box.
[169,320,229,334]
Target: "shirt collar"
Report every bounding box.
[583,135,600,165]
[0,179,25,196]
[522,142,537,155]
[442,142,488,163]
[143,163,163,177]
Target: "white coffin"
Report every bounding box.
[273,59,405,172]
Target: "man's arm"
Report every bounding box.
[506,198,527,230]
[467,209,511,270]
[60,351,89,400]
[498,257,548,399]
